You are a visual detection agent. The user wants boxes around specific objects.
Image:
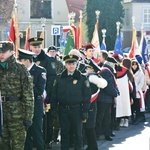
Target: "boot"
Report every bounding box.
[119,119,124,127]
[123,119,129,127]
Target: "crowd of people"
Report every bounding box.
[0,38,150,150]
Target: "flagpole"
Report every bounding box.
[116,22,120,36]
[79,10,83,48]
[41,17,46,48]
[14,0,19,56]
[101,29,106,45]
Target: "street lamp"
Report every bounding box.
[41,17,46,48]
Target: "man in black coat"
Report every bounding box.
[96,57,119,141]
[51,54,91,150]
[28,37,57,147]
[17,49,46,150]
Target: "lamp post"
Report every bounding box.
[116,21,120,35]
[102,28,106,44]
[95,10,100,23]
[41,17,46,48]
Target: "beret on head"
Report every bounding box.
[82,43,95,51]
[112,53,122,63]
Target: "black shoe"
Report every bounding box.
[105,136,113,141]
[111,132,115,137]
[133,120,139,125]
[53,138,59,142]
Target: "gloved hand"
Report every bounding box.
[82,112,88,123]
[23,120,32,131]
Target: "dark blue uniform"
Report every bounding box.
[33,50,57,145]
[24,63,46,150]
[51,69,91,150]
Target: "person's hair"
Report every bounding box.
[122,58,134,82]
[100,51,108,60]
[131,60,139,70]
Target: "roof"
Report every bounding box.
[66,0,86,21]
[132,0,150,2]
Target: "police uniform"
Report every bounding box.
[17,49,46,150]
[51,54,91,150]
[28,38,57,147]
[0,41,34,150]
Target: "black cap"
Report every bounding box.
[0,41,14,52]
[107,57,117,64]
[28,37,43,46]
[85,59,101,72]
[47,45,57,52]
[63,54,79,63]
[18,49,35,60]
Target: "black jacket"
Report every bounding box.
[51,69,91,111]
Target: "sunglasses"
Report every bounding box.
[132,63,137,66]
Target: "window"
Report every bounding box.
[125,9,129,26]
[19,31,26,49]
[144,8,150,23]
[30,0,52,19]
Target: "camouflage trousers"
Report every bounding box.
[0,119,26,150]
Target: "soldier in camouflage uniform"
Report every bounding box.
[0,41,34,150]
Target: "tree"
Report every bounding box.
[85,0,125,50]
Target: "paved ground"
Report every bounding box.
[46,113,150,150]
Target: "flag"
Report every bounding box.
[40,29,45,48]
[24,25,31,50]
[91,22,100,58]
[64,29,75,55]
[114,35,123,58]
[8,13,19,55]
[100,41,106,50]
[8,17,15,43]
[140,35,148,64]
[0,91,3,136]
[128,28,139,58]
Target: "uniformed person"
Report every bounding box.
[0,41,34,150]
[47,45,64,143]
[28,37,57,148]
[17,49,46,150]
[84,59,107,150]
[51,54,91,150]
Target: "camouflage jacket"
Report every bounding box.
[0,55,34,121]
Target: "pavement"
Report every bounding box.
[45,113,150,150]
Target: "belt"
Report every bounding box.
[1,96,21,102]
[59,103,81,109]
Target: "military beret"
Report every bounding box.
[107,57,117,64]
[85,59,101,72]
[0,41,14,52]
[18,49,35,60]
[28,37,43,46]
[63,54,79,63]
[47,45,58,52]
[82,43,95,51]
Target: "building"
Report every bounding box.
[122,0,150,48]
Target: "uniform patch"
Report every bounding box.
[85,80,90,88]
[73,80,78,84]
[53,79,57,87]
[41,72,46,80]
[51,62,56,69]
[36,61,40,65]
